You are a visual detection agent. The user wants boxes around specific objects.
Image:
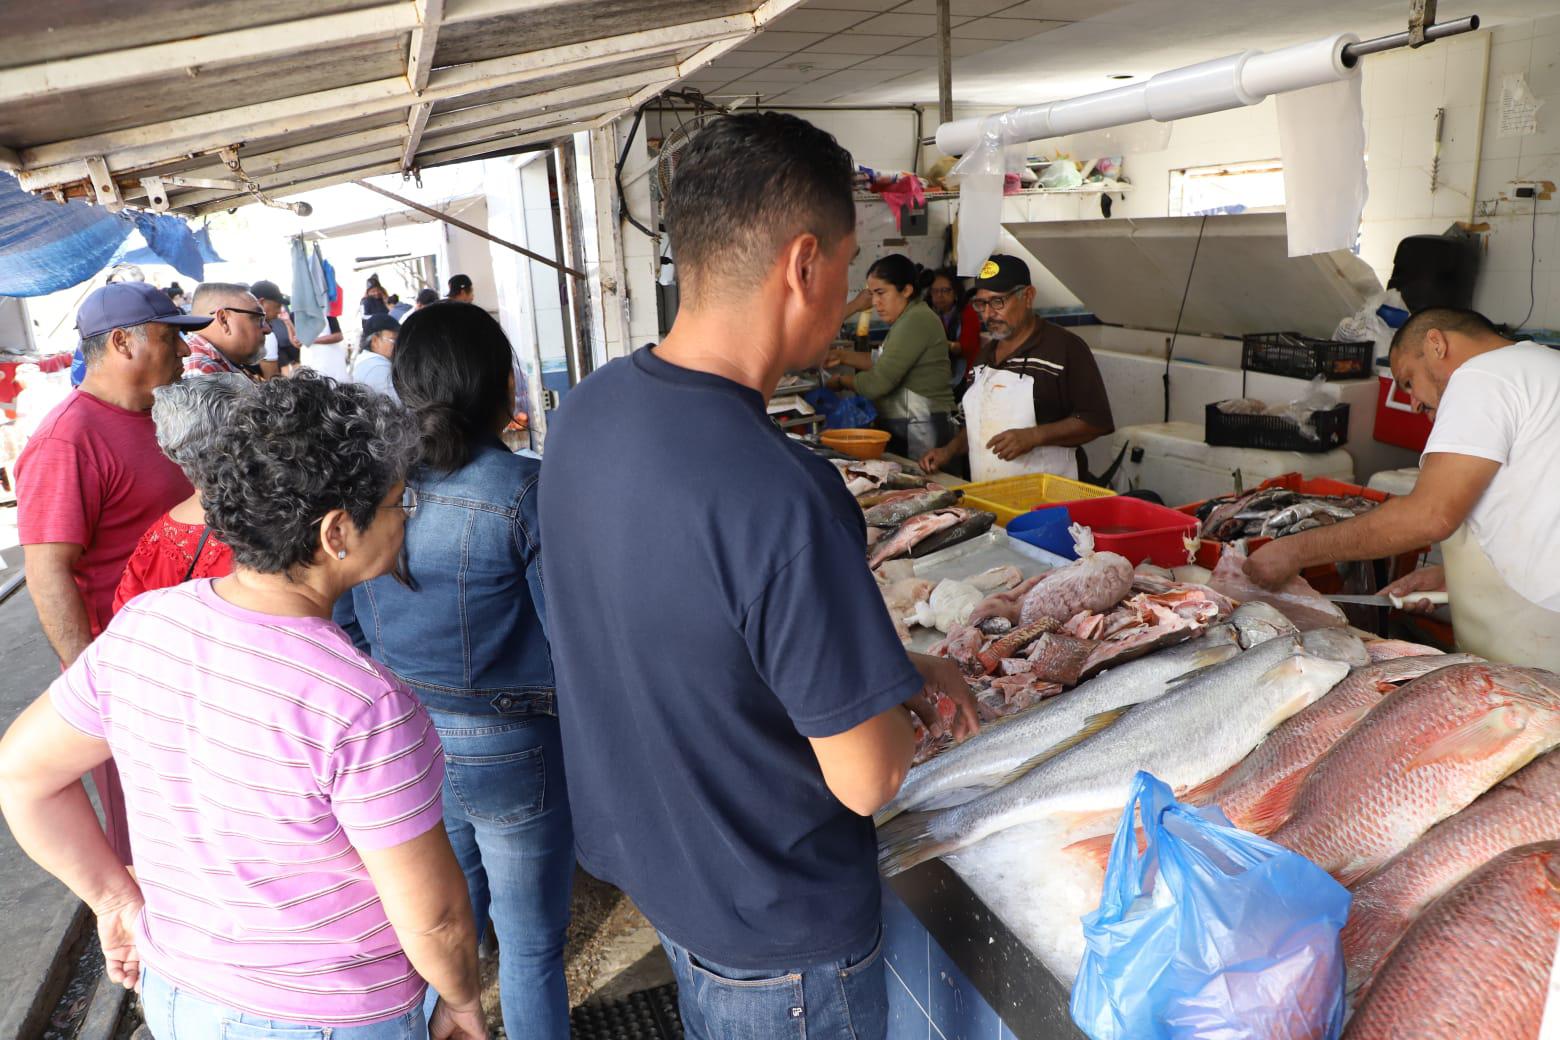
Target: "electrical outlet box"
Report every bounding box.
[1515,186,1537,198]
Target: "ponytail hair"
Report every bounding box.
[867,253,934,300]
[391,302,516,473]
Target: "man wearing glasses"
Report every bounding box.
[184,283,268,377]
[919,254,1114,483]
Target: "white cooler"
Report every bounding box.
[1094,421,1356,508]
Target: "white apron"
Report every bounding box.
[1442,523,1560,671]
[963,363,1076,483]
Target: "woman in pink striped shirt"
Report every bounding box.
[0,374,486,1040]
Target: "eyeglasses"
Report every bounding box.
[381,486,418,518]
[221,307,268,325]
[970,291,1021,315]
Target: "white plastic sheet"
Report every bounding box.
[1275,76,1369,257]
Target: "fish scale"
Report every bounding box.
[1342,750,1560,991]
[1209,654,1484,836]
[1271,663,1560,886]
[1342,842,1560,1040]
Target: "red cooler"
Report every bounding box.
[1374,371,1433,452]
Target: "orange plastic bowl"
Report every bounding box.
[821,428,891,460]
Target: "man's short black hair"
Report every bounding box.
[664,112,856,304]
[1389,306,1504,356]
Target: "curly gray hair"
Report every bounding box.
[151,373,255,476]
[195,371,421,574]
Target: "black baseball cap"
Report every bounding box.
[75,282,212,339]
[362,314,401,336]
[971,254,1033,294]
[250,279,289,305]
[447,274,473,296]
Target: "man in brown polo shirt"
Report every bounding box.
[920,254,1114,482]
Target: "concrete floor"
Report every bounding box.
[0,542,93,1040]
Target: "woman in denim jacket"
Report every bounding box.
[336,303,571,1038]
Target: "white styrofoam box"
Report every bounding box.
[1087,422,1356,508]
[1367,468,1421,496]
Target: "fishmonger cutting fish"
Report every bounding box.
[1245,307,1560,670]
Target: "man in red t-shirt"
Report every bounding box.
[15,283,210,864]
[16,283,211,661]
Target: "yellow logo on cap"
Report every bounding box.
[979,260,1000,280]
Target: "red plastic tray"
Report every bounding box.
[1043,496,1198,568]
[1175,473,1416,590]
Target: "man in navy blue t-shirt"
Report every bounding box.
[539,113,978,1039]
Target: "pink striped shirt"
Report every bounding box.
[50,580,446,1026]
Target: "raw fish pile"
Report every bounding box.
[904,562,1232,766]
[871,574,1560,1030]
[1195,485,1379,541]
[830,457,929,497]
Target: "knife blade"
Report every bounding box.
[1326,591,1450,609]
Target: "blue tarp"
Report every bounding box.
[114,223,226,268]
[0,173,215,296]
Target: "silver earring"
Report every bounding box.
[336,549,347,560]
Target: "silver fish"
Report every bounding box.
[877,629,1243,822]
[878,630,1362,876]
[1227,600,1300,649]
[862,487,960,527]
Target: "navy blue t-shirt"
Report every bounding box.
[539,346,922,968]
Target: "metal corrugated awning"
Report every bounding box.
[0,0,800,216]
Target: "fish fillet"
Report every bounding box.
[1342,842,1560,1040]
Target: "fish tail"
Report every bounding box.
[876,809,959,877]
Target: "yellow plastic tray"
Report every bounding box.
[958,473,1113,526]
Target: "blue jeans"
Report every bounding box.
[426,708,574,1040]
[140,967,426,1039]
[657,928,887,1040]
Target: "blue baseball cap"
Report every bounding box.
[75,282,213,339]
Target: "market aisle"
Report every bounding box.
[0,568,92,1038]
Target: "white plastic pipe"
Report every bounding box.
[934,31,1359,155]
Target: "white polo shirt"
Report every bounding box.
[1422,341,1560,610]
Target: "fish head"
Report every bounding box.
[1256,653,1352,726]
[1299,628,1370,667]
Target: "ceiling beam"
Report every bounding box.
[0,146,20,172]
[424,67,676,137]
[125,70,671,199]
[169,101,623,212]
[0,0,603,106]
[596,0,810,124]
[418,120,599,168]
[16,13,756,185]
[0,6,419,106]
[401,0,446,170]
[180,117,597,216]
[186,160,410,217]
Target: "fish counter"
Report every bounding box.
[828,453,1560,1040]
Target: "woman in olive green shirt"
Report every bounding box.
[827,254,956,459]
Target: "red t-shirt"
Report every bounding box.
[15,389,193,635]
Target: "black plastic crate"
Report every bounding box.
[1205,402,1351,453]
[1241,332,1373,380]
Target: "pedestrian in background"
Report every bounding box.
[185,283,267,377]
[338,302,571,1039]
[352,314,400,401]
[111,373,252,613]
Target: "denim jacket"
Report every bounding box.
[336,438,554,717]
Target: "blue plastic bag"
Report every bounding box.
[803,387,878,431]
[1070,772,1351,1040]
